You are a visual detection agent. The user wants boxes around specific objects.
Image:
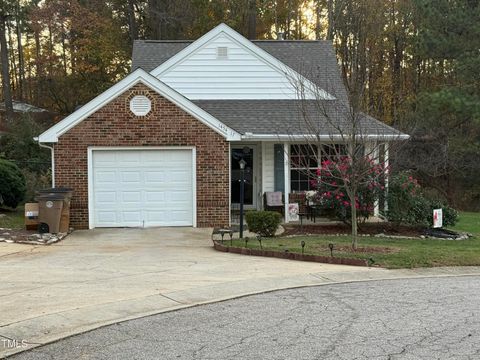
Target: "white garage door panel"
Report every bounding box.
[92,149,194,227]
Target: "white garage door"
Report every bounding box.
[91,149,194,227]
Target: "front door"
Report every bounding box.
[231,146,256,208]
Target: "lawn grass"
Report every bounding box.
[231,212,480,269]
[449,211,480,235]
[0,206,25,229]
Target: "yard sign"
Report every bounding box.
[288,203,299,222]
[433,208,443,228]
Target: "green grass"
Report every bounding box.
[231,212,480,269]
[449,211,480,234]
[0,206,25,229]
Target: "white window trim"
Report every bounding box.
[289,144,321,192]
[87,146,197,229]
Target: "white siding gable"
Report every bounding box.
[153,25,333,100]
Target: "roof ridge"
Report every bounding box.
[134,39,331,44]
[253,40,331,43]
[135,40,194,43]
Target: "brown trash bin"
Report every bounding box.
[24,203,39,230]
[36,188,73,233]
[36,195,64,234]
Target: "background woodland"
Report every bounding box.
[0,0,479,209]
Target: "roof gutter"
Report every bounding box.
[34,137,55,188]
[240,134,410,141]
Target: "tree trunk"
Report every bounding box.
[16,14,24,101]
[33,27,41,102]
[127,0,138,43]
[247,0,256,40]
[60,22,68,76]
[315,1,322,40]
[326,0,334,40]
[350,192,358,250]
[7,20,17,96]
[0,14,14,123]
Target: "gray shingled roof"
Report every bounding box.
[132,40,348,101]
[193,100,404,137]
[132,39,406,138]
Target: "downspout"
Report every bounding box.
[34,137,55,188]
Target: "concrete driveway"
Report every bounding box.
[1,228,479,357]
[0,227,379,357]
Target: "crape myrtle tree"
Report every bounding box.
[287,71,409,249]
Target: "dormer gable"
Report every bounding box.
[150,24,335,101]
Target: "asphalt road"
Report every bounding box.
[10,276,480,360]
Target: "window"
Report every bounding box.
[290,145,318,192]
[289,144,349,192]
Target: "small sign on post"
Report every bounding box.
[288,203,299,222]
[433,208,443,228]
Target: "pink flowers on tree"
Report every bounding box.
[310,156,388,221]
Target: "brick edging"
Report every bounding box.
[213,241,369,267]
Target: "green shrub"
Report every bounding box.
[427,199,459,227]
[245,210,282,237]
[0,159,26,209]
[387,172,459,227]
[22,169,52,202]
[0,116,51,173]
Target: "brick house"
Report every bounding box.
[37,24,408,230]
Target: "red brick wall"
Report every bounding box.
[54,83,230,229]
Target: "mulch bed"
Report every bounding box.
[0,228,37,243]
[0,227,68,245]
[213,240,370,267]
[284,223,423,237]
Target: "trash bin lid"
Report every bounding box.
[37,187,73,194]
[35,194,65,201]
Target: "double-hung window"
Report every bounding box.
[290,144,348,192]
[290,145,318,192]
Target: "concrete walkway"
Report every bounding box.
[1,228,479,358]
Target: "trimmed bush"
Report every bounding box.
[387,172,459,227]
[0,159,26,209]
[427,199,459,227]
[245,210,282,237]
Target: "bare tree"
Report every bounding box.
[0,9,13,124]
[287,71,409,249]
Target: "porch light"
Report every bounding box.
[239,159,246,170]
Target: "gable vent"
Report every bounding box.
[216,46,228,59]
[129,95,151,116]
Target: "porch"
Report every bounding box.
[229,141,389,226]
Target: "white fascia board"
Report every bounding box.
[241,134,410,141]
[150,23,335,101]
[37,68,241,143]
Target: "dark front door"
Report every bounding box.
[231,147,255,206]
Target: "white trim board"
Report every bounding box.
[150,23,335,101]
[87,146,197,229]
[37,69,241,143]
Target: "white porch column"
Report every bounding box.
[228,145,232,226]
[365,141,380,216]
[371,141,380,217]
[261,142,266,210]
[283,142,290,223]
[384,143,390,213]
